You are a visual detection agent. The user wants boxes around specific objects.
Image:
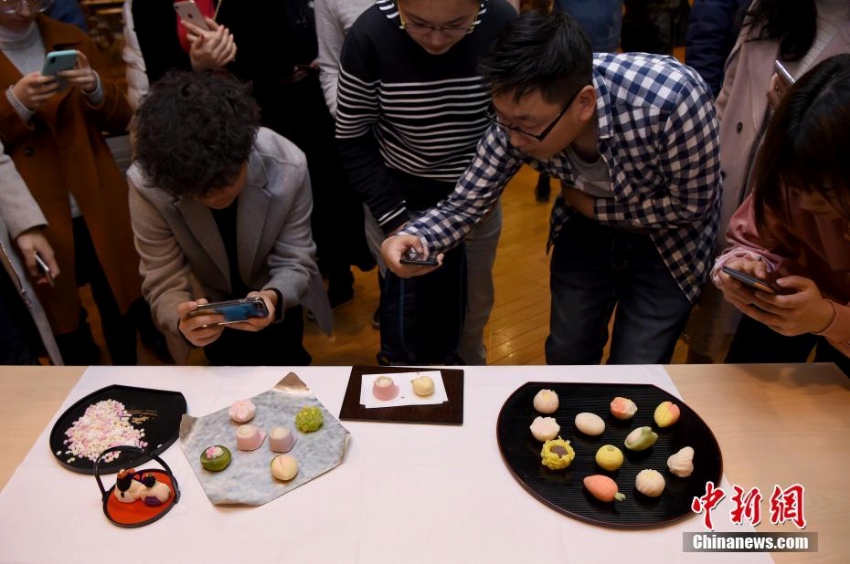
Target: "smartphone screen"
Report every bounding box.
[189,297,269,326]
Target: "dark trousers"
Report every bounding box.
[0,265,40,365]
[378,244,467,365]
[60,217,137,365]
[545,216,693,365]
[726,315,850,377]
[204,306,311,366]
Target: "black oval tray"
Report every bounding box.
[496,382,723,528]
[49,385,187,475]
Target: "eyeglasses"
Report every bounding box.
[0,0,53,14]
[485,85,588,142]
[397,0,479,38]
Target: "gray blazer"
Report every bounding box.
[128,128,332,363]
[0,141,63,365]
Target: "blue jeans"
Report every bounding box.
[545,216,692,365]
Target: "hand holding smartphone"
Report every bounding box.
[721,266,786,295]
[34,251,55,287]
[187,296,270,327]
[399,248,438,267]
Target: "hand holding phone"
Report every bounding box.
[34,251,55,287]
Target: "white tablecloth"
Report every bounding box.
[0,365,770,563]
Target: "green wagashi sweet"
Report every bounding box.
[295,406,323,433]
[624,426,659,452]
[200,445,231,472]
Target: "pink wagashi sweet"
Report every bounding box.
[372,376,399,401]
[270,455,298,481]
[236,424,266,451]
[228,399,256,423]
[269,427,297,453]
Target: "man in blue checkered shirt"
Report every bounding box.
[382,11,721,365]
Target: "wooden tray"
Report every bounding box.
[339,366,463,425]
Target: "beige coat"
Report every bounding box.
[715,16,850,250]
[685,11,850,359]
[127,128,333,363]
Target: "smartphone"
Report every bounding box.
[774,60,796,85]
[188,297,269,326]
[399,255,439,266]
[34,252,55,287]
[41,50,77,77]
[721,266,784,295]
[173,1,210,31]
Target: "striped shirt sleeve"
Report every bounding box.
[336,24,410,233]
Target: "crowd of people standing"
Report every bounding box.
[1,0,847,376]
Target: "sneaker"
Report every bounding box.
[371,307,380,330]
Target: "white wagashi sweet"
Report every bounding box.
[533,389,559,414]
[529,416,560,442]
[575,412,605,436]
[635,469,665,497]
[667,446,695,478]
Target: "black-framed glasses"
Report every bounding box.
[397,0,479,38]
[0,0,53,14]
[485,85,588,142]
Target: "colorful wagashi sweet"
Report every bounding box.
[200,445,232,472]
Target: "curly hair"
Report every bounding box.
[478,11,592,105]
[133,71,261,199]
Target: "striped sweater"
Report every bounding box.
[336,0,516,233]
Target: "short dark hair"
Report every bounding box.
[752,53,850,227]
[478,11,592,105]
[133,71,261,199]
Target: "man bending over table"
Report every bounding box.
[383,11,721,365]
[128,71,331,365]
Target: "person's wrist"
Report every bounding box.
[813,300,837,334]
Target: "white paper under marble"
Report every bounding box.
[360,370,448,408]
[179,373,350,505]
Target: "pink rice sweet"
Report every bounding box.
[236,424,266,451]
[372,376,399,401]
[269,427,296,453]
